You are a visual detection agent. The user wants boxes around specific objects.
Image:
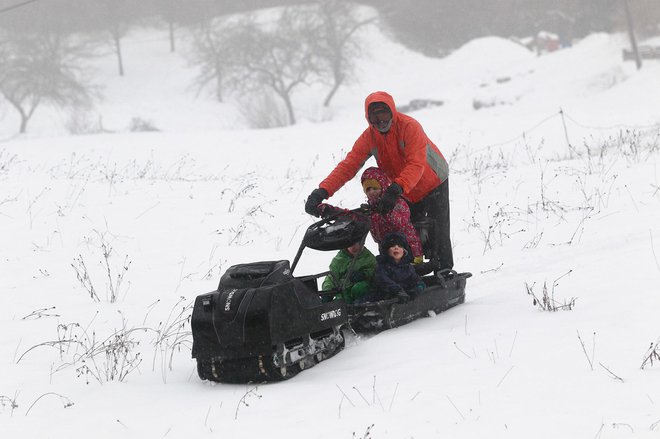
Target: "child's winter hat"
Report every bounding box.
[360,167,389,195]
[380,232,413,263]
[382,232,409,250]
[361,178,381,193]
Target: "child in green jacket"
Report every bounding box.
[322,241,376,303]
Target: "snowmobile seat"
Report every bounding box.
[295,272,324,294]
[218,260,292,289]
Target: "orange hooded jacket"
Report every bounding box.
[319,91,448,204]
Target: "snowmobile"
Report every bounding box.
[191,208,471,383]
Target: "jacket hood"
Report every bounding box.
[360,167,392,199]
[364,91,397,124]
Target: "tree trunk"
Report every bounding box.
[215,58,223,102]
[17,102,37,134]
[7,97,32,134]
[169,21,176,52]
[19,115,28,134]
[113,27,125,76]
[624,0,642,70]
[283,94,296,125]
[323,72,343,107]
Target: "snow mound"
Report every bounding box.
[445,36,534,72]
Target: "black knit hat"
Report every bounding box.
[382,232,408,250]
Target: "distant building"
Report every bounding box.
[535,31,561,54]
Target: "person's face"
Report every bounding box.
[369,109,393,133]
[387,244,405,262]
[365,186,382,201]
[347,242,363,256]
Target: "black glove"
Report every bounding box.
[304,188,329,217]
[318,204,342,219]
[349,271,366,283]
[377,183,403,215]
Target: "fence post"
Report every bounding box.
[559,108,576,158]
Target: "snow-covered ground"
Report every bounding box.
[2,9,660,438]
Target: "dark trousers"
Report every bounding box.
[409,178,453,270]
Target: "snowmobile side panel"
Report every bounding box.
[269,282,347,344]
[349,271,470,332]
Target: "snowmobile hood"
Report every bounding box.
[364,91,398,126]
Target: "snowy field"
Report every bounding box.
[2,10,660,439]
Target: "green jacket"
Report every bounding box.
[322,247,376,292]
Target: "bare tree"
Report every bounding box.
[188,14,251,102]
[96,0,133,76]
[225,8,321,125]
[158,0,185,52]
[310,0,376,107]
[0,30,96,134]
[189,8,321,126]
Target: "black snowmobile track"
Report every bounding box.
[196,326,345,383]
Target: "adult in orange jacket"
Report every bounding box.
[305,91,453,271]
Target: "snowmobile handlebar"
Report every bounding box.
[317,203,373,221]
[291,205,371,274]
